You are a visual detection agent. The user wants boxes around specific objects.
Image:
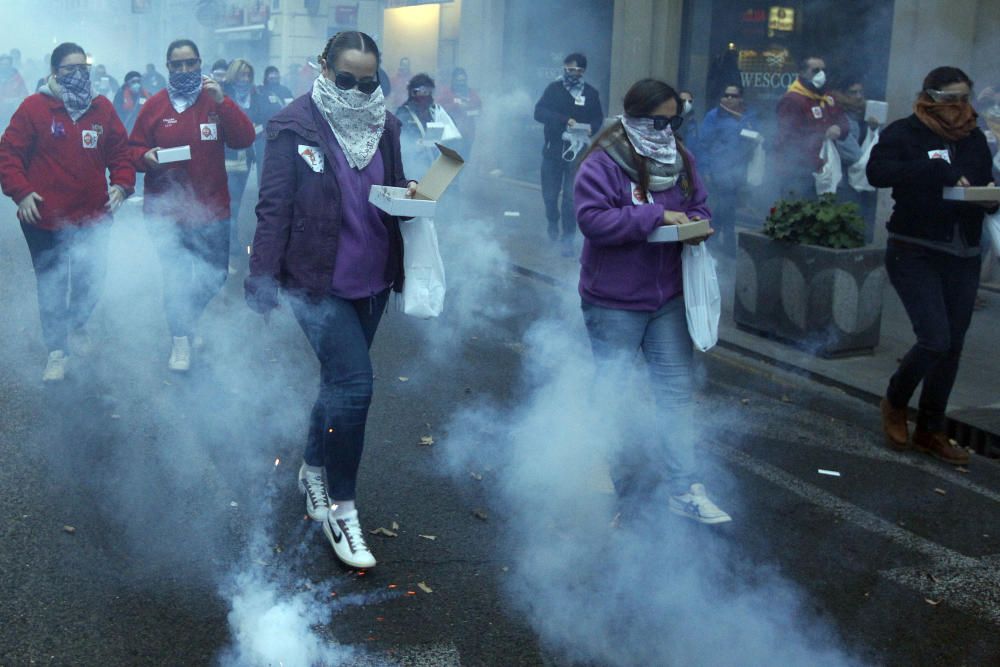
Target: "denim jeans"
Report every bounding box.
[540,153,578,241]
[147,219,230,338]
[290,289,389,501]
[582,294,696,497]
[21,221,111,352]
[885,242,980,432]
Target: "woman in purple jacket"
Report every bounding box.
[245,31,415,569]
[574,79,731,524]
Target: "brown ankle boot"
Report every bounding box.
[880,398,909,450]
[912,430,970,465]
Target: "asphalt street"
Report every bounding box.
[2,193,1000,666]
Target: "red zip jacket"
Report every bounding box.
[129,89,255,224]
[0,91,135,230]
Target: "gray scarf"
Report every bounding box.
[600,124,684,192]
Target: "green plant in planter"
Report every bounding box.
[763,194,865,249]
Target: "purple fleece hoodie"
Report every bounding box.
[574,148,711,311]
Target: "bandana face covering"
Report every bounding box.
[168,69,203,112]
[913,95,978,142]
[56,68,93,122]
[311,74,386,170]
[562,72,584,98]
[620,114,678,165]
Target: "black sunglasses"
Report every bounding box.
[334,69,380,95]
[641,115,684,132]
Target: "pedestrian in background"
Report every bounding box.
[247,31,413,570]
[129,39,255,372]
[0,53,29,124]
[829,75,881,241]
[113,70,150,133]
[142,62,166,94]
[222,58,264,272]
[534,52,604,256]
[574,78,731,524]
[0,42,134,381]
[439,67,482,163]
[868,66,997,465]
[697,82,758,259]
[773,56,849,199]
[255,65,292,186]
[397,73,460,181]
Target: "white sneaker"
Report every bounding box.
[323,509,376,569]
[42,350,67,382]
[168,336,191,372]
[669,484,732,524]
[298,462,330,521]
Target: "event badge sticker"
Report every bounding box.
[927,149,950,163]
[200,123,218,141]
[630,181,654,205]
[574,95,586,106]
[811,106,823,119]
[81,130,99,149]
[298,145,324,173]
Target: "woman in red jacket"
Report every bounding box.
[129,39,255,372]
[0,42,135,382]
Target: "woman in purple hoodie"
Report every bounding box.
[574,79,731,524]
[245,31,415,569]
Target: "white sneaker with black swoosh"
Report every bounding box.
[324,509,376,569]
[297,462,330,521]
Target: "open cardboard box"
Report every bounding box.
[369,144,465,217]
[648,218,711,243]
[942,186,1000,202]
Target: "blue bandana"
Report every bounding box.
[56,68,92,122]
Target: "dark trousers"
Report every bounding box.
[709,181,740,259]
[227,169,252,261]
[290,289,389,501]
[20,221,111,352]
[540,153,578,241]
[147,219,230,338]
[885,242,980,432]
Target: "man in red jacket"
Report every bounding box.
[129,39,255,372]
[773,56,849,199]
[0,42,135,381]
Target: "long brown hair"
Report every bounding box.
[582,78,695,200]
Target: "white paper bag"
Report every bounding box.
[985,210,1000,257]
[814,138,842,195]
[681,243,720,352]
[848,128,879,192]
[432,106,462,143]
[747,143,766,187]
[400,218,447,318]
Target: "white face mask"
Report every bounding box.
[682,99,693,116]
[811,70,826,90]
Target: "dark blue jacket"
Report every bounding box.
[698,106,758,189]
[245,95,408,311]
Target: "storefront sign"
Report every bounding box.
[740,71,797,90]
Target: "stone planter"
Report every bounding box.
[734,230,886,357]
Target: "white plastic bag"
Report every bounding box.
[681,243,720,352]
[747,143,766,187]
[985,210,1000,257]
[813,138,842,195]
[847,127,879,192]
[400,217,447,318]
[432,105,462,142]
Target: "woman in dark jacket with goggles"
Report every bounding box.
[868,66,997,465]
[246,31,414,570]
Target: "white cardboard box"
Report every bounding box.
[369,144,465,217]
[942,186,1000,202]
[158,145,191,164]
[647,218,711,243]
[739,128,762,142]
[866,100,889,125]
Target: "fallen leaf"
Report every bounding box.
[369,527,398,537]
[398,376,409,382]
[781,395,792,403]
[933,488,947,496]
[62,525,76,534]
[472,509,489,521]
[418,534,437,541]
[957,467,969,474]
[740,398,750,406]
[419,436,434,446]
[925,598,941,606]
[469,472,483,481]
[391,521,400,531]
[229,501,239,508]
[417,581,433,593]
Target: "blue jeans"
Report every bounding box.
[582,294,696,497]
[290,289,389,501]
[885,242,980,432]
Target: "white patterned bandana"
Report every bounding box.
[311,75,386,170]
[620,114,678,166]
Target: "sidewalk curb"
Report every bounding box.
[507,260,1000,456]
